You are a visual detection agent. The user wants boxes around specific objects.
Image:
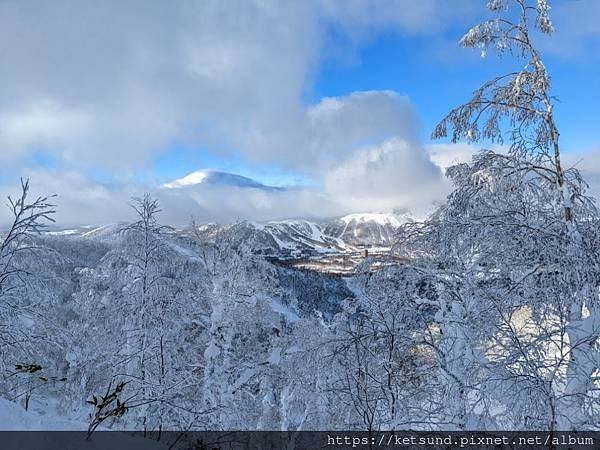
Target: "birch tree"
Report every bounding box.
[0,179,56,400]
[425,0,599,430]
[119,194,176,432]
[0,179,55,302]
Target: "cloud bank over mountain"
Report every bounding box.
[0,0,598,227]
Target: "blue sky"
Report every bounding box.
[0,0,598,225]
[314,27,600,154]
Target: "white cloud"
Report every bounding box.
[0,87,439,227]
[299,91,420,171]
[3,143,600,228]
[0,0,319,169]
[0,100,94,161]
[427,142,483,169]
[156,185,344,225]
[323,138,447,217]
[0,169,136,228]
[0,0,480,172]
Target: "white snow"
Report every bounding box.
[267,347,282,365]
[269,299,300,322]
[249,220,350,255]
[235,368,257,389]
[338,213,402,227]
[168,242,201,261]
[0,398,167,447]
[0,398,84,430]
[80,225,115,238]
[46,229,80,236]
[204,341,220,359]
[163,170,209,188]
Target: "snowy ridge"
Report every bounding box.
[211,213,408,257]
[79,224,122,239]
[202,219,355,258]
[259,219,351,255]
[325,212,408,246]
[43,212,410,257]
[43,224,124,242]
[338,213,402,227]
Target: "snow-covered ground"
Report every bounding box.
[0,398,84,431]
[0,398,169,448]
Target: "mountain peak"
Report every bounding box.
[162,169,280,190]
[338,212,402,227]
[163,170,211,188]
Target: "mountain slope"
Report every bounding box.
[195,220,352,258]
[324,213,407,246]
[44,212,410,256]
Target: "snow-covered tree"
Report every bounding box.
[412,0,600,431]
[0,179,55,340]
[327,265,440,431]
[64,194,205,431]
[0,179,57,406]
[433,0,570,223]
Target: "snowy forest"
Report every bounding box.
[0,0,599,436]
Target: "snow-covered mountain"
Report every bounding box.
[46,224,125,242]
[324,213,408,246]
[192,213,410,257]
[253,220,351,255]
[162,169,283,191]
[45,212,410,257]
[194,220,352,258]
